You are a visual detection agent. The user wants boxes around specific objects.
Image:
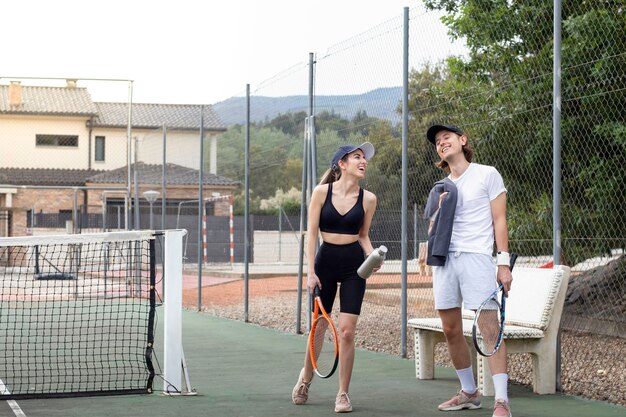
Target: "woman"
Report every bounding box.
[291,142,379,413]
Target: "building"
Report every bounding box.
[0,80,239,237]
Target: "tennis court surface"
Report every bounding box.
[1,310,623,417]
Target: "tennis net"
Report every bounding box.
[0,230,157,399]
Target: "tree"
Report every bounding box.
[421,0,626,264]
[217,124,303,201]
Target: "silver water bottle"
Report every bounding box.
[357,245,387,279]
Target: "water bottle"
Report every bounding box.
[357,245,387,279]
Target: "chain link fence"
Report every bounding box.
[205,0,625,405]
[406,1,625,339]
[3,1,623,406]
[211,2,626,333]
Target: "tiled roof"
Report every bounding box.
[0,85,98,116]
[0,164,240,188]
[87,162,240,187]
[0,84,225,131]
[93,102,226,131]
[0,167,105,186]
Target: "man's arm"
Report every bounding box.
[491,192,513,295]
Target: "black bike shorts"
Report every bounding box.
[313,241,366,315]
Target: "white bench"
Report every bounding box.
[407,266,571,395]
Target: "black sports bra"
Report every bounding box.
[319,183,365,235]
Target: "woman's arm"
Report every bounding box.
[358,190,378,256]
[306,184,326,292]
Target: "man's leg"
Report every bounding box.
[487,342,511,416]
[437,308,482,411]
[439,308,471,370]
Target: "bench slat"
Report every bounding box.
[408,318,545,339]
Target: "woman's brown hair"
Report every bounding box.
[319,165,341,184]
[319,153,350,184]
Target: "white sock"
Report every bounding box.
[492,373,509,402]
[455,367,477,394]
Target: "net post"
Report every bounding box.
[163,229,184,394]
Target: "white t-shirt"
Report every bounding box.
[448,163,507,256]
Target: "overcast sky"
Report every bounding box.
[2,1,462,105]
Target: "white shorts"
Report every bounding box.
[432,252,497,310]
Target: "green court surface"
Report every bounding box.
[1,310,623,417]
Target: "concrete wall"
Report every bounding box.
[252,230,308,264]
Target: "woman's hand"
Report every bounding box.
[307,272,321,294]
[372,259,384,274]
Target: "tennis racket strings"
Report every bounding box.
[474,295,503,355]
[311,316,337,376]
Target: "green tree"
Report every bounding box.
[217,124,303,201]
[420,0,626,264]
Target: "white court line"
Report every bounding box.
[0,379,27,417]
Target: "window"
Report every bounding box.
[36,134,78,147]
[95,136,105,161]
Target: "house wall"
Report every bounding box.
[91,127,221,171]
[84,186,234,215]
[11,189,75,236]
[8,187,236,215]
[14,188,80,214]
[0,115,221,172]
[87,127,127,170]
[0,115,90,169]
[1,103,230,237]
[84,186,236,221]
[2,185,237,237]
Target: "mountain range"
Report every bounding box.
[212,86,403,125]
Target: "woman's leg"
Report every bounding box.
[301,341,315,381]
[337,312,359,393]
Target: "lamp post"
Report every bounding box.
[143,190,160,230]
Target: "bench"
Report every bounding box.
[407,266,571,395]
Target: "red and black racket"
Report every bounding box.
[308,287,339,378]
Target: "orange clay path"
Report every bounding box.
[181,273,432,308]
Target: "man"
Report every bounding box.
[424,124,513,417]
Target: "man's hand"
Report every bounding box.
[497,265,513,296]
[438,192,449,208]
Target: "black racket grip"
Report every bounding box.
[509,252,518,271]
[314,286,321,297]
[498,253,518,297]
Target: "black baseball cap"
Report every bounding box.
[330,142,375,169]
[426,124,464,144]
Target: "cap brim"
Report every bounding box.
[356,142,375,160]
[426,125,447,144]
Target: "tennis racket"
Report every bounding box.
[308,287,339,378]
[472,252,518,357]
